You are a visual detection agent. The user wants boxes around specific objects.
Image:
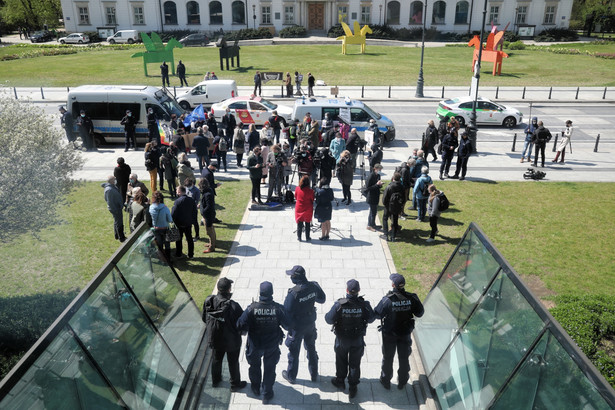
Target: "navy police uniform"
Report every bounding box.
[324,279,375,397]
[374,274,424,389]
[202,278,246,391]
[283,266,326,383]
[236,281,289,403]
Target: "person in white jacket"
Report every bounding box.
[553,120,573,164]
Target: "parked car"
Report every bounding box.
[210,96,293,126]
[176,80,238,110]
[436,96,523,128]
[58,33,90,44]
[107,30,139,44]
[30,30,54,43]
[179,33,210,47]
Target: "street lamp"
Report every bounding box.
[415,0,428,98]
[252,5,256,29]
[468,0,488,153]
[379,5,382,25]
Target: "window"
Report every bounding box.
[164,1,177,25]
[229,101,247,110]
[489,5,499,24]
[209,1,222,24]
[544,5,556,25]
[432,1,446,24]
[516,6,527,25]
[78,6,90,25]
[232,1,245,24]
[105,6,116,25]
[284,6,294,24]
[338,6,348,24]
[187,1,200,24]
[350,108,369,122]
[360,6,371,25]
[410,1,423,25]
[386,1,400,25]
[455,1,469,24]
[261,5,271,24]
[133,5,145,24]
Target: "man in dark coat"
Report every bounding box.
[282,266,326,384]
[268,110,288,144]
[307,72,315,97]
[325,279,375,399]
[346,128,364,172]
[423,120,438,161]
[177,60,188,87]
[207,112,218,137]
[237,281,289,404]
[171,185,197,258]
[253,71,262,96]
[113,157,132,205]
[451,131,473,180]
[364,163,383,231]
[160,61,170,87]
[532,121,552,168]
[375,274,424,390]
[399,161,412,218]
[76,109,95,151]
[147,107,159,144]
[382,172,405,242]
[102,175,126,242]
[439,131,458,180]
[121,109,137,151]
[201,162,220,196]
[369,143,383,170]
[59,106,76,148]
[222,108,236,143]
[203,278,247,391]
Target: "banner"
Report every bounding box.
[262,72,283,83]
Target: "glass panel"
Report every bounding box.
[492,331,613,410]
[0,327,125,409]
[68,272,185,409]
[116,229,205,371]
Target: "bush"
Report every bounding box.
[503,31,520,43]
[507,40,526,50]
[224,28,272,41]
[535,28,579,42]
[327,25,345,38]
[279,25,307,38]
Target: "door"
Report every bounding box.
[308,3,324,30]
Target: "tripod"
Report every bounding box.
[358,147,367,191]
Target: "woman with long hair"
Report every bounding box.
[314,177,334,240]
[295,175,314,242]
[427,184,441,243]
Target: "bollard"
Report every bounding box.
[40,87,44,100]
[594,134,600,152]
[281,85,284,97]
[512,133,517,152]
[552,133,558,152]
[495,86,499,99]
[522,87,526,99]
[388,85,391,98]
[361,85,364,98]
[13,87,17,99]
[335,86,338,98]
[173,86,176,98]
[67,86,70,93]
[441,86,445,98]
[603,87,607,100]
[575,87,580,100]
[548,87,552,99]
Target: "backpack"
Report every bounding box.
[219,137,228,151]
[389,191,405,214]
[421,179,430,197]
[205,298,231,348]
[438,192,450,211]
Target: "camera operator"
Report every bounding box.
[346,128,365,173]
[266,144,288,202]
[292,142,315,186]
[315,147,336,185]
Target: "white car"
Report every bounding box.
[436,96,523,128]
[210,96,293,126]
[58,33,90,44]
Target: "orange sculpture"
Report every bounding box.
[468,31,508,76]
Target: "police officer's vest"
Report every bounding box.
[334,297,367,338]
[248,301,283,343]
[288,283,318,324]
[384,291,415,336]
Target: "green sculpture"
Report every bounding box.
[131,32,183,76]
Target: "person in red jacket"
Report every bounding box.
[294,175,314,242]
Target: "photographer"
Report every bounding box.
[336,150,354,205]
[293,143,315,185]
[316,147,336,185]
[266,144,288,202]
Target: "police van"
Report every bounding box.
[291,97,395,143]
[67,85,184,144]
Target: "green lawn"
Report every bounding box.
[1,42,615,87]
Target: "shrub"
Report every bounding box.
[224,28,272,40]
[369,24,397,40]
[279,25,307,38]
[507,41,526,50]
[535,28,579,42]
[396,27,424,41]
[327,25,345,38]
[503,31,520,42]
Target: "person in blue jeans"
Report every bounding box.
[149,191,173,262]
[413,167,432,222]
[521,116,538,163]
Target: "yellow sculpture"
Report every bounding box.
[336,21,372,55]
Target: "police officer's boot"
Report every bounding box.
[349,384,358,398]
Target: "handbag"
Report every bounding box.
[165,223,180,242]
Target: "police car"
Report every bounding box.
[210,96,293,126]
[436,96,523,128]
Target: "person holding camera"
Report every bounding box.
[337,150,354,205]
[293,143,315,184]
[266,144,288,202]
[317,147,336,185]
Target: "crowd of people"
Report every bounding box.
[203,266,423,403]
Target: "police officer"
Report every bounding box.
[236,281,289,404]
[282,265,326,384]
[374,274,424,390]
[324,279,375,399]
[147,107,159,144]
[121,109,137,151]
[76,109,95,151]
[59,106,76,148]
[203,278,247,391]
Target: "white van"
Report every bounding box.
[176,80,238,110]
[107,30,139,44]
[292,97,395,143]
[67,85,184,144]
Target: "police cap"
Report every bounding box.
[346,279,360,294]
[389,273,405,288]
[217,277,233,292]
[285,265,306,277]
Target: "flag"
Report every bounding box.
[183,104,206,127]
[158,121,173,146]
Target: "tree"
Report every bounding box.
[0,97,83,242]
[0,0,62,29]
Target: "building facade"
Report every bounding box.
[60,0,573,37]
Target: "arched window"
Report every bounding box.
[209,1,222,25]
[164,1,178,25]
[187,1,200,24]
[455,1,469,24]
[432,1,446,24]
[386,1,400,25]
[409,1,423,25]
[232,1,245,24]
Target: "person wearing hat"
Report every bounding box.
[203,278,247,391]
[374,274,424,390]
[324,279,375,399]
[121,109,138,151]
[237,281,289,404]
[76,109,95,151]
[282,265,326,384]
[59,106,76,148]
